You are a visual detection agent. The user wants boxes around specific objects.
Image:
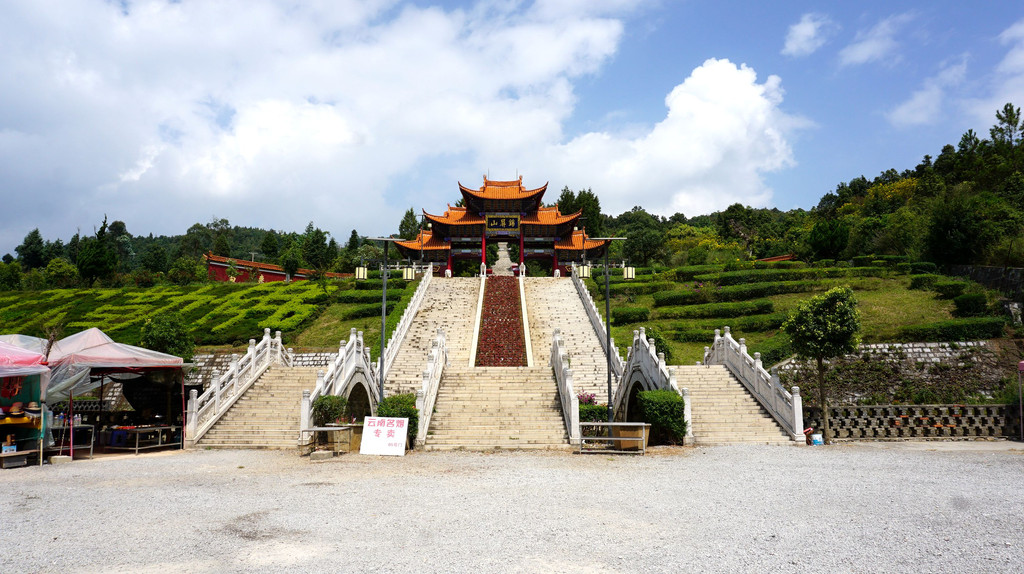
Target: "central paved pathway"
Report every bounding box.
[493,241,515,276]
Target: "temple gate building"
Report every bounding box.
[394,176,610,273]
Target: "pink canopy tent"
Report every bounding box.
[45,328,185,458]
[1,341,50,466]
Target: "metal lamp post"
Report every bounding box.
[1018,361,1024,442]
[370,237,401,401]
[590,237,626,424]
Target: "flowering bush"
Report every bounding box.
[577,392,597,405]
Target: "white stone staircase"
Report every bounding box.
[524,277,611,403]
[424,366,569,450]
[386,277,480,395]
[196,366,318,449]
[674,365,792,446]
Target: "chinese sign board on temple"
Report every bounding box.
[359,416,409,456]
[486,215,520,233]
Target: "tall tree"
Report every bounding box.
[260,230,279,260]
[15,229,46,269]
[346,229,361,252]
[76,217,117,284]
[398,208,419,240]
[783,287,861,445]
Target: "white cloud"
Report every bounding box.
[782,13,836,57]
[964,17,1024,129]
[0,0,797,253]
[539,59,808,217]
[839,13,915,67]
[887,56,968,127]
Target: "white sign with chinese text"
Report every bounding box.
[359,417,409,456]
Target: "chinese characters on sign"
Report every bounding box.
[359,416,409,456]
[485,215,520,234]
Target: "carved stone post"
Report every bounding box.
[185,389,198,448]
[212,368,221,414]
[299,389,311,447]
[792,386,804,442]
[230,354,240,395]
[682,387,693,444]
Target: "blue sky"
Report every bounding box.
[2,1,1023,255]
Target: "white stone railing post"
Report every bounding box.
[212,368,222,414]
[230,354,240,396]
[299,390,311,446]
[792,385,804,440]
[185,389,198,447]
[682,387,692,443]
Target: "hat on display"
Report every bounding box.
[24,402,41,415]
[8,402,24,416]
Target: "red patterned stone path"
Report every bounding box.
[475,276,527,367]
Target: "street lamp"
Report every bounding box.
[590,237,627,424]
[1018,361,1024,442]
[369,237,402,402]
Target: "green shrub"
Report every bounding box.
[578,403,607,423]
[612,306,650,324]
[376,393,418,446]
[953,293,988,317]
[895,262,912,274]
[636,389,687,445]
[851,256,875,267]
[897,317,1005,342]
[312,394,349,426]
[140,312,195,360]
[910,262,938,274]
[814,259,835,268]
[643,327,674,363]
[909,274,941,290]
[933,280,969,299]
[655,300,774,320]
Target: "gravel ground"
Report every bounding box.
[3,443,1023,573]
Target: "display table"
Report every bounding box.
[106,426,181,455]
[47,424,95,459]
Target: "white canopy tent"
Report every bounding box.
[46,328,183,403]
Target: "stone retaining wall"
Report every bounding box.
[187,352,336,388]
[805,404,1020,440]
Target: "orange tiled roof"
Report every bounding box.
[394,230,449,251]
[554,230,610,251]
[424,207,485,226]
[204,253,345,278]
[522,206,581,226]
[458,175,548,201]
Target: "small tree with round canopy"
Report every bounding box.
[782,286,861,444]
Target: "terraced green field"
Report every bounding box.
[585,263,1004,366]
[0,278,412,352]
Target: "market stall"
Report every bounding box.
[0,341,49,468]
[45,328,186,456]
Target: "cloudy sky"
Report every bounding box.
[2,0,1023,254]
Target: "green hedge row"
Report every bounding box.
[896,317,1005,342]
[612,306,650,324]
[653,280,822,307]
[693,266,889,286]
[655,299,774,320]
[336,290,405,304]
[909,274,942,290]
[341,301,398,320]
[637,389,687,444]
[604,281,677,297]
[934,280,970,299]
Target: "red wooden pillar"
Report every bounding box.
[481,231,487,267]
[447,250,453,274]
[519,232,524,265]
[552,250,558,275]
